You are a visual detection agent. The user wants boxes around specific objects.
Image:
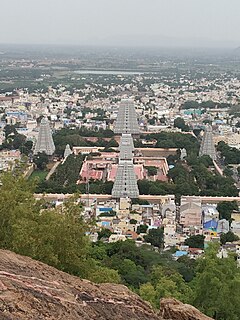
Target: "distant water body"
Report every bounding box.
[74,70,143,75]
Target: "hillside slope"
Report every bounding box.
[0,250,212,320]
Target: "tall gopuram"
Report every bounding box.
[34,117,55,156]
[118,133,135,160]
[112,132,139,198]
[114,99,140,135]
[199,125,216,161]
[111,161,139,199]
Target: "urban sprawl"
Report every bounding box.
[1,48,240,262]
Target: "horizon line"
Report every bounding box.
[0,42,239,51]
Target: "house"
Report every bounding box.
[180,198,202,227]
[0,150,21,171]
[109,234,127,243]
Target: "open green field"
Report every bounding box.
[29,170,48,182]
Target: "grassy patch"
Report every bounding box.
[29,170,48,182]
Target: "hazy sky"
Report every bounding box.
[1,0,240,47]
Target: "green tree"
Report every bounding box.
[217,141,240,165]
[137,179,150,194]
[33,152,49,170]
[181,101,199,110]
[49,154,83,188]
[98,228,112,240]
[198,155,213,167]
[176,255,196,282]
[144,228,164,248]
[217,201,238,221]
[4,124,17,138]
[90,244,108,260]
[145,166,158,176]
[137,225,148,234]
[2,132,27,151]
[88,266,121,284]
[0,173,36,249]
[174,117,190,132]
[184,235,205,249]
[237,166,240,176]
[142,132,199,155]
[220,231,239,245]
[0,173,93,278]
[191,244,240,320]
[22,140,33,155]
[117,258,146,287]
[130,219,137,224]
[12,134,26,150]
[140,266,192,309]
[139,283,157,308]
[223,167,233,177]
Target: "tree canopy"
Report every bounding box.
[184,235,205,249]
[217,141,240,165]
[174,117,190,132]
[191,244,240,320]
[217,201,238,221]
[220,231,239,245]
[144,228,164,248]
[0,173,92,277]
[33,152,49,170]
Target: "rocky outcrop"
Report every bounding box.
[0,250,161,320]
[160,298,213,320]
[0,250,213,320]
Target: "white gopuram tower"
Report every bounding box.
[34,118,55,155]
[112,133,139,199]
[199,125,216,161]
[111,161,139,199]
[114,99,140,135]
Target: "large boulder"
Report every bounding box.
[0,250,161,320]
[160,298,213,320]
